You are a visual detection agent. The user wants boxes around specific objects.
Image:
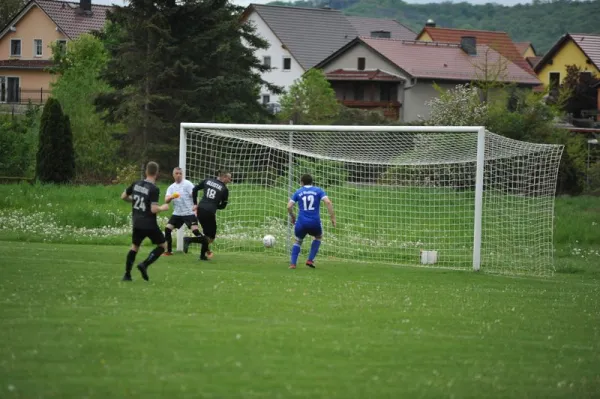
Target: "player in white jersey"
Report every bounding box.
[163,167,207,256]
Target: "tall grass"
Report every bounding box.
[0,183,598,274]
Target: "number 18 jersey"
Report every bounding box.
[291,185,327,224]
[125,179,160,229]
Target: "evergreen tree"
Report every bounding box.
[96,0,280,168]
[37,98,75,183]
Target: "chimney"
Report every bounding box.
[371,30,391,39]
[80,0,92,12]
[460,36,477,55]
[425,19,436,28]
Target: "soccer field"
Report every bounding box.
[1,243,600,398]
[0,183,599,398]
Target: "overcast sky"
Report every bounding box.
[92,0,269,6]
[92,0,534,7]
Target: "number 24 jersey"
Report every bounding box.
[126,180,160,229]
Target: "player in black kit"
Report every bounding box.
[191,170,232,260]
[120,161,170,281]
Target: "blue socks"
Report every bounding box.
[308,239,321,261]
[290,243,301,265]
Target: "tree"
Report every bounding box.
[37,98,75,183]
[279,69,339,125]
[49,33,121,182]
[96,0,280,168]
[0,0,24,29]
[423,84,488,126]
[470,45,510,103]
[559,64,600,119]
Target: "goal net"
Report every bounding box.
[178,123,563,276]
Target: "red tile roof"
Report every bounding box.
[36,0,111,39]
[526,56,542,69]
[326,69,404,81]
[570,34,600,70]
[359,38,540,85]
[0,59,53,69]
[418,27,535,76]
[515,42,532,56]
[534,33,600,73]
[0,0,111,41]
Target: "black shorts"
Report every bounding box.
[132,226,166,246]
[167,214,198,229]
[196,208,217,239]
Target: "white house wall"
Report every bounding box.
[247,11,305,104]
[320,43,411,120]
[403,81,459,122]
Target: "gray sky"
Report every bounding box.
[92,0,269,6]
[92,0,533,7]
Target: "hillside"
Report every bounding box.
[266,0,600,54]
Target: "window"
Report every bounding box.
[357,57,366,71]
[10,39,21,56]
[263,56,271,68]
[380,83,397,102]
[1,76,20,103]
[353,83,364,101]
[580,71,593,82]
[56,39,67,54]
[549,72,560,89]
[283,57,291,71]
[34,39,43,57]
[262,94,270,105]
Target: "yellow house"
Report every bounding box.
[534,33,600,89]
[0,0,110,104]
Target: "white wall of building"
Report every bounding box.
[247,11,305,105]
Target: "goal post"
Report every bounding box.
[177,123,563,276]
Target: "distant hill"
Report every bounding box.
[266,0,600,54]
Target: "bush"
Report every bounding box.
[0,108,39,177]
[37,98,75,183]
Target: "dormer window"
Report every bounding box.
[357,57,366,71]
[10,39,21,56]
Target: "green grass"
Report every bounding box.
[1,243,599,398]
[2,182,596,275]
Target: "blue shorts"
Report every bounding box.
[294,220,322,239]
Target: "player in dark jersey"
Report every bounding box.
[192,170,232,260]
[120,161,170,281]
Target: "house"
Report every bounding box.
[515,41,542,68]
[0,0,110,105]
[314,37,541,122]
[241,4,416,105]
[533,33,600,90]
[415,23,536,77]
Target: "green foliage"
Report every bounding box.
[113,164,142,185]
[0,0,24,29]
[559,64,600,118]
[275,157,349,188]
[36,98,75,184]
[331,106,393,125]
[97,0,280,169]
[423,84,488,126]
[268,0,600,54]
[279,69,340,125]
[0,106,40,178]
[50,33,122,183]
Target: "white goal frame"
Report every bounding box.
[177,123,487,271]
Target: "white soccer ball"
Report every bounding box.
[263,234,276,248]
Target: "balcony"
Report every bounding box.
[341,100,402,120]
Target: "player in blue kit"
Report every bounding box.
[287,174,336,269]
